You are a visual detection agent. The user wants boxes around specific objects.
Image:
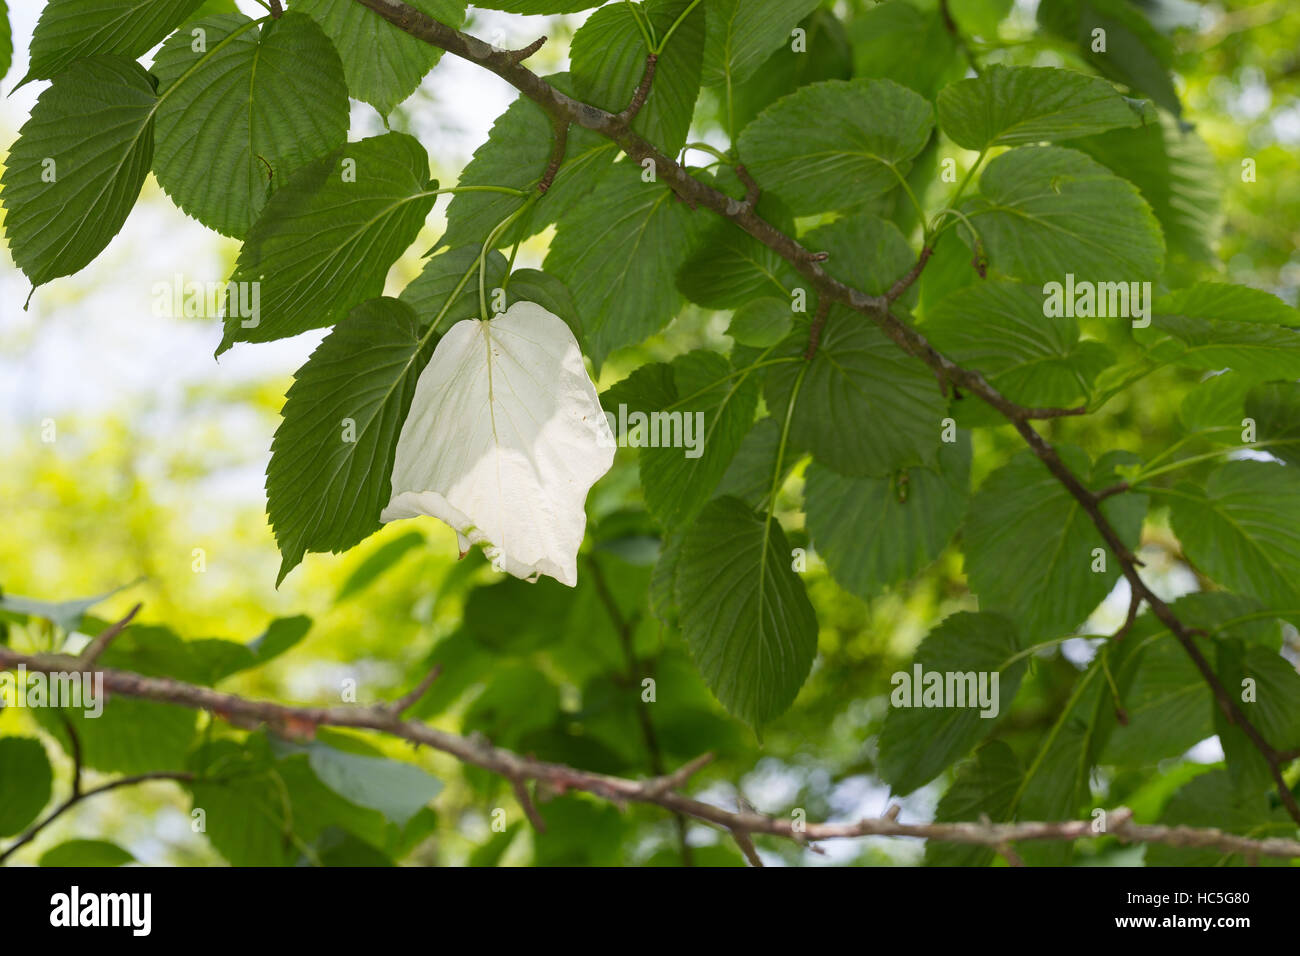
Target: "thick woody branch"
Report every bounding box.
[3,648,1299,862]
[351,0,1299,826]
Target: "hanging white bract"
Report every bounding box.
[381,301,615,586]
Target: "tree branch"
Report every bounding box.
[3,648,1298,862]
[349,0,1299,827]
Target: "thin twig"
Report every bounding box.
[386,665,441,716]
[507,35,547,63]
[0,771,194,864]
[804,297,830,361]
[77,602,141,667]
[614,54,658,127]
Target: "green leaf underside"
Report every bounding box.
[546,161,702,367]
[674,496,818,728]
[1164,461,1300,611]
[877,611,1024,796]
[806,432,970,600]
[702,0,823,89]
[603,351,760,527]
[1071,115,1219,263]
[764,311,946,477]
[151,12,350,238]
[22,0,203,84]
[738,78,934,215]
[219,132,436,352]
[963,145,1165,284]
[926,740,1022,866]
[1148,772,1294,865]
[922,280,1113,411]
[1137,283,1300,379]
[267,297,436,584]
[295,0,467,116]
[570,0,705,157]
[937,65,1147,151]
[964,447,1146,641]
[400,247,507,328]
[438,72,615,252]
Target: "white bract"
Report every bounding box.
[381,300,615,586]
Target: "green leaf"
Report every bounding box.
[545,162,702,366]
[189,743,293,866]
[0,738,52,837]
[295,743,442,827]
[461,576,573,654]
[40,839,135,867]
[846,0,963,100]
[267,297,436,584]
[806,214,918,303]
[727,297,794,347]
[218,133,436,352]
[22,0,203,84]
[674,496,818,728]
[806,432,970,600]
[925,740,1022,867]
[678,222,799,310]
[1179,370,1251,438]
[1146,771,1295,865]
[400,247,507,328]
[151,11,349,238]
[1136,283,1300,379]
[964,447,1146,641]
[701,0,822,89]
[947,0,1013,38]
[438,76,616,253]
[1,58,157,287]
[0,581,136,632]
[0,1,11,83]
[1037,0,1181,117]
[1101,618,1213,766]
[247,615,313,666]
[763,310,946,477]
[1013,660,1111,865]
[1163,461,1300,610]
[649,529,684,625]
[1071,114,1220,264]
[464,666,562,747]
[737,78,933,215]
[715,417,799,508]
[878,612,1024,795]
[921,280,1114,414]
[729,7,852,134]
[570,0,705,157]
[1214,639,1300,795]
[937,65,1149,151]
[295,0,466,116]
[335,531,425,602]
[39,696,197,774]
[604,351,759,527]
[1246,381,1300,462]
[962,145,1165,284]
